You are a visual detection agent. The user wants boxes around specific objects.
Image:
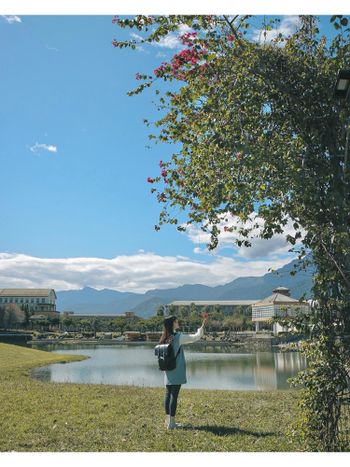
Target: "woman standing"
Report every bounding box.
[159,314,208,429]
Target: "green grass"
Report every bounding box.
[0,342,302,452]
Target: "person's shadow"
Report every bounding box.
[182,425,276,437]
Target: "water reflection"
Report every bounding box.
[30,344,307,391]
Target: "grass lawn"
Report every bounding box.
[0,342,302,452]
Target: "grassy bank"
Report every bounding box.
[0,342,302,452]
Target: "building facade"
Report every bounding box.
[0,288,57,314]
[252,287,310,334]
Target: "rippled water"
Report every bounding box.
[30,343,307,390]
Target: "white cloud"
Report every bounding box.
[2,15,22,24]
[252,16,301,43]
[185,213,305,260]
[29,143,57,154]
[46,45,59,52]
[0,251,293,294]
[130,24,191,51]
[154,24,192,49]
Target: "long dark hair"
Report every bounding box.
[159,315,178,344]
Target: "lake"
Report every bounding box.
[30,343,307,390]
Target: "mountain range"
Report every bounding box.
[56,258,315,318]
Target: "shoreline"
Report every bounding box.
[27,335,302,351]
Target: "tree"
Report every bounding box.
[114,15,350,450]
[178,305,190,318]
[189,302,199,317]
[62,317,73,331]
[0,304,25,330]
[223,314,244,332]
[21,304,32,328]
[156,305,165,317]
[91,318,102,338]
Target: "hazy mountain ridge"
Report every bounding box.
[56,259,315,318]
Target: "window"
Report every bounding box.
[31,299,34,303]
[20,298,23,303]
[41,298,45,303]
[36,298,39,303]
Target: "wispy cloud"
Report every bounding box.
[2,15,22,24]
[130,24,192,52]
[29,143,57,154]
[252,16,300,43]
[0,251,293,294]
[45,45,59,52]
[185,213,304,260]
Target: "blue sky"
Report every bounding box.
[0,15,338,292]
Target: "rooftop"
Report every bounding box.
[0,288,56,298]
[252,292,305,307]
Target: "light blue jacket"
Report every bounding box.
[164,326,204,386]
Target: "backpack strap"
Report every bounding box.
[174,345,181,359]
[167,333,181,359]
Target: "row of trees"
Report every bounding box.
[62,309,253,334]
[156,304,254,331]
[1,303,254,334]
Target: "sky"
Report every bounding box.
[0,14,338,292]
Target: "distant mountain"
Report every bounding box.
[56,258,315,318]
[212,260,315,300]
[57,287,142,314]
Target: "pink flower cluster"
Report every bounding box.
[154,62,169,77]
[179,31,198,46]
[153,43,208,80]
[175,48,200,68]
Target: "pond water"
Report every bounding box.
[30,343,307,391]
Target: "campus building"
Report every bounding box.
[252,287,310,334]
[0,288,57,315]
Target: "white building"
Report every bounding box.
[0,288,57,314]
[252,287,310,334]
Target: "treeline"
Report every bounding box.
[60,305,253,334]
[0,303,254,333]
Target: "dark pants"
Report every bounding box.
[164,384,181,416]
